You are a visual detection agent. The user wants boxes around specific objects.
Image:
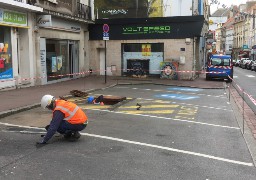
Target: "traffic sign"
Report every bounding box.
[103,24,109,40]
[103,24,109,33]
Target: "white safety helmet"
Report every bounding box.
[41,95,54,109]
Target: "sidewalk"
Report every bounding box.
[0,74,224,115]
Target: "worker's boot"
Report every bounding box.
[63,130,72,139]
[64,131,80,141]
[72,131,81,139]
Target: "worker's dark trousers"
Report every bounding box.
[57,121,87,134]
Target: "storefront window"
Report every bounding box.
[46,40,69,81]
[122,43,164,76]
[0,27,12,80]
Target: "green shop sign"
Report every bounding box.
[0,8,27,27]
[122,26,171,35]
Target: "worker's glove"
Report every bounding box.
[36,140,47,148]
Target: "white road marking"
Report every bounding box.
[81,132,253,167]
[136,98,230,111]
[246,75,255,78]
[0,123,253,167]
[115,87,225,98]
[82,108,240,130]
[0,122,44,130]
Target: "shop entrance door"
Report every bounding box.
[69,41,79,78]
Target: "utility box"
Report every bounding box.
[180,56,186,64]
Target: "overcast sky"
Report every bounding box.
[210,0,247,14]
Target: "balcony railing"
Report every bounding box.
[76,2,92,21]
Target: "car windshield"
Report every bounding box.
[211,58,230,66]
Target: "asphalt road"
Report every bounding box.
[0,84,256,180]
[232,66,256,114]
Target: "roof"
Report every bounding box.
[211,8,229,17]
[222,16,235,29]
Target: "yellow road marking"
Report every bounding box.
[119,110,174,114]
[80,105,111,109]
[119,105,179,109]
[68,98,87,102]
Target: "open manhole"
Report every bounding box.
[69,90,126,105]
[101,95,126,105]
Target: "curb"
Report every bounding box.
[0,103,41,119]
[0,84,118,119]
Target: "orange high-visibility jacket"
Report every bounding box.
[54,100,88,124]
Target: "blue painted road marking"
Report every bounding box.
[155,94,200,100]
[167,87,203,92]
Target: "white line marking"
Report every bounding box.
[1,123,253,167]
[0,122,44,130]
[137,98,230,111]
[81,132,253,167]
[246,75,255,78]
[115,87,225,98]
[2,130,45,134]
[84,108,240,130]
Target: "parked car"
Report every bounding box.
[241,58,250,61]
[247,60,254,70]
[232,59,237,66]
[235,60,241,67]
[240,58,250,68]
[241,60,250,69]
[239,60,244,68]
[251,61,256,71]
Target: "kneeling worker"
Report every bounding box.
[37,94,88,144]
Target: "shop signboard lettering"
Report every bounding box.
[37,15,52,27]
[0,8,27,27]
[123,26,171,35]
[13,0,25,3]
[89,16,204,40]
[37,15,81,32]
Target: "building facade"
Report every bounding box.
[0,0,43,89]
[0,0,93,89]
[34,0,93,85]
[89,16,204,80]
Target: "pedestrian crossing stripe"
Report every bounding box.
[119,105,180,109]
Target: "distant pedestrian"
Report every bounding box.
[37,94,88,145]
